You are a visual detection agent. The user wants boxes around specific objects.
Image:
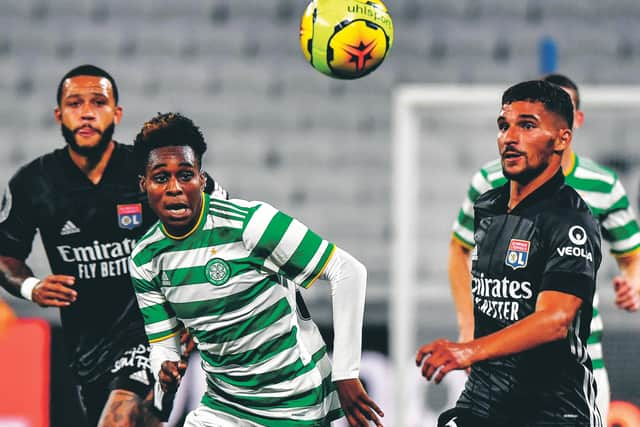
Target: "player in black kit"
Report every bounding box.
[0,65,227,426]
[416,80,603,426]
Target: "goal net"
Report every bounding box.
[390,84,640,426]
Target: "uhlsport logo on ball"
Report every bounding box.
[300,0,393,79]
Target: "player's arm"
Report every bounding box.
[321,247,384,427]
[448,237,474,342]
[416,290,583,383]
[599,178,640,310]
[0,177,76,306]
[243,203,383,426]
[448,168,495,342]
[0,256,76,307]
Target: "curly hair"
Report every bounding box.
[133,112,207,174]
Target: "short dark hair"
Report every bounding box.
[502,80,574,129]
[133,112,207,174]
[542,73,580,109]
[56,64,119,105]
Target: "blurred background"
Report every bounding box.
[0,0,639,426]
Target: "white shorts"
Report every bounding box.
[183,405,262,427]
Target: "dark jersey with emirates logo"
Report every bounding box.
[0,142,227,384]
[456,171,603,426]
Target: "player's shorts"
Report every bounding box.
[184,404,262,427]
[79,343,154,426]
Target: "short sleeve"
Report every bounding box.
[541,213,602,301]
[243,202,335,288]
[129,257,180,343]
[0,175,37,260]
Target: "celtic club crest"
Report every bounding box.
[205,258,231,286]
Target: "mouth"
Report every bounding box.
[164,203,190,218]
[76,126,99,137]
[502,150,523,160]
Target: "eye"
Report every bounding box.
[178,171,195,181]
[152,173,168,184]
[66,101,80,108]
[94,99,107,106]
[497,122,508,131]
[520,121,536,130]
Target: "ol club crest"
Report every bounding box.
[505,239,530,270]
[117,203,142,230]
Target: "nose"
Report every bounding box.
[80,102,95,120]
[165,176,183,195]
[500,126,519,147]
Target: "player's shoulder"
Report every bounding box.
[130,222,165,263]
[10,148,65,185]
[572,155,618,186]
[474,182,507,211]
[543,184,599,230]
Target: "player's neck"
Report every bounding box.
[508,164,561,212]
[68,140,116,185]
[560,148,575,175]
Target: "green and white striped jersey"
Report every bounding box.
[130,193,342,426]
[452,153,640,371]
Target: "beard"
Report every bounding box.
[502,161,549,185]
[61,122,115,162]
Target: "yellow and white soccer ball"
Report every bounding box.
[300,0,393,79]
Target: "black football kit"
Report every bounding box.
[444,172,603,427]
[0,142,227,424]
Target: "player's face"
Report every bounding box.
[55,75,122,157]
[140,146,206,236]
[497,101,571,185]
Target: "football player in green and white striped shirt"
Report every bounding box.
[129,113,384,427]
[449,74,640,422]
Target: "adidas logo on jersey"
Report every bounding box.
[129,369,150,386]
[60,220,81,236]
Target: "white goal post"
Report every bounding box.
[390,84,640,427]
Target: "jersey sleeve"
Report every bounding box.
[452,168,496,248]
[242,202,335,289]
[597,179,640,256]
[0,173,37,260]
[129,257,180,343]
[541,213,602,302]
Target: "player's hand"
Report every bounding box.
[31,275,76,307]
[613,276,640,312]
[334,378,384,427]
[158,360,187,393]
[416,338,474,384]
[180,328,196,360]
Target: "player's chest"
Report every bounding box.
[37,184,155,242]
[472,214,545,282]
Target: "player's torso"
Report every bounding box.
[27,145,155,379]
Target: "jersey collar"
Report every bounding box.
[161,192,208,240]
[506,170,565,215]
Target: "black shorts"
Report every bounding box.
[438,407,596,427]
[79,344,154,426]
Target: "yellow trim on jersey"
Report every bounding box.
[612,245,640,259]
[306,245,337,289]
[148,330,180,344]
[451,232,475,250]
[161,192,206,240]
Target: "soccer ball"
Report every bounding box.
[300,0,393,79]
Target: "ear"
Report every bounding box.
[114,106,123,125]
[139,175,146,193]
[199,172,206,192]
[54,107,62,124]
[555,128,572,153]
[573,110,584,130]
